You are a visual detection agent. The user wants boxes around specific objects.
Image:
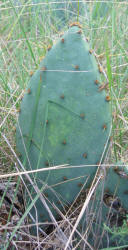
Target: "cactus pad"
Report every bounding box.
[84,162,128,248]
[16,25,111,233]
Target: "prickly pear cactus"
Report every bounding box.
[16,24,111,232]
[85,162,128,248]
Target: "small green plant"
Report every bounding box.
[104,215,128,239]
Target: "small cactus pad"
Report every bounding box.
[16,25,111,232]
[84,162,128,248]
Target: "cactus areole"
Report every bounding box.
[16,24,111,232]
